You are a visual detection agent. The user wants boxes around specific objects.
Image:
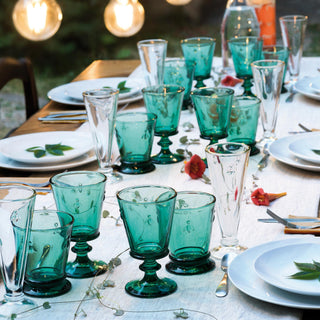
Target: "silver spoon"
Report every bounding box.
[215,252,237,297]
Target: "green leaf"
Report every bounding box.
[312,149,320,156]
[313,260,320,270]
[294,262,318,272]
[289,271,320,280]
[43,302,51,309]
[58,145,73,151]
[34,149,46,158]
[26,146,42,152]
[117,81,131,94]
[174,309,189,319]
[10,314,17,320]
[102,210,110,218]
[114,309,125,316]
[176,148,185,155]
[180,136,188,145]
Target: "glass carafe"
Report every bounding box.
[221,0,260,71]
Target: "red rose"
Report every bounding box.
[221,75,243,87]
[185,155,206,179]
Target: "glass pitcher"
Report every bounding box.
[221,0,260,71]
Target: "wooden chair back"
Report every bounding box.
[0,57,39,119]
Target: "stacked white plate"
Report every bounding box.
[48,77,144,106]
[269,132,320,172]
[0,132,96,172]
[229,238,320,309]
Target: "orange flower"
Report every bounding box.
[251,188,287,206]
[221,75,243,87]
[185,155,206,179]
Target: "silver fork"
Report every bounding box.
[0,180,50,188]
[266,209,320,229]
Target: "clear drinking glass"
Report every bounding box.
[205,143,250,260]
[251,59,285,148]
[83,88,122,184]
[0,186,36,318]
[137,39,167,86]
[221,0,260,72]
[279,15,308,85]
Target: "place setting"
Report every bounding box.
[0,131,96,172]
[47,76,145,106]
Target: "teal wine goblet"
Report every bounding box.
[50,171,107,278]
[262,45,289,93]
[163,58,195,110]
[227,96,261,156]
[117,185,177,298]
[142,85,185,164]
[228,36,262,96]
[115,112,157,174]
[0,186,36,318]
[191,87,234,145]
[166,191,216,275]
[24,209,74,297]
[181,37,216,88]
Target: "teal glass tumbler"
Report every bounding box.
[181,37,216,88]
[262,45,289,93]
[142,85,185,164]
[0,186,37,318]
[50,171,107,278]
[227,96,261,156]
[163,58,195,110]
[166,191,216,275]
[191,87,234,145]
[24,209,74,297]
[115,112,157,174]
[228,36,262,96]
[117,185,177,298]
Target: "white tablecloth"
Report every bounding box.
[4,57,320,320]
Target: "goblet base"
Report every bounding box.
[66,259,107,278]
[24,278,71,298]
[152,152,184,165]
[104,171,123,184]
[0,296,37,318]
[211,244,247,260]
[166,252,215,275]
[116,160,155,175]
[125,277,177,298]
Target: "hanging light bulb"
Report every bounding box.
[104,0,144,37]
[12,0,63,41]
[166,0,192,5]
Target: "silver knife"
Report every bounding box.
[266,209,301,229]
[259,218,320,223]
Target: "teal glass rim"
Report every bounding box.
[0,185,36,203]
[251,59,285,69]
[205,142,251,157]
[115,111,157,123]
[50,170,107,187]
[175,191,216,210]
[228,36,260,44]
[181,37,216,44]
[137,39,168,47]
[82,87,119,98]
[191,87,234,97]
[142,84,185,95]
[232,95,261,105]
[279,15,308,22]
[116,185,177,204]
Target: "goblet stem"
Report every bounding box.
[125,258,177,298]
[195,79,206,88]
[152,135,184,164]
[99,165,122,184]
[66,241,106,278]
[242,77,254,96]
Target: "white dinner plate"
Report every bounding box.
[48,77,144,106]
[229,238,320,309]
[295,77,320,101]
[0,149,96,172]
[288,134,320,164]
[269,132,320,172]
[0,132,93,165]
[254,243,320,296]
[309,77,320,94]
